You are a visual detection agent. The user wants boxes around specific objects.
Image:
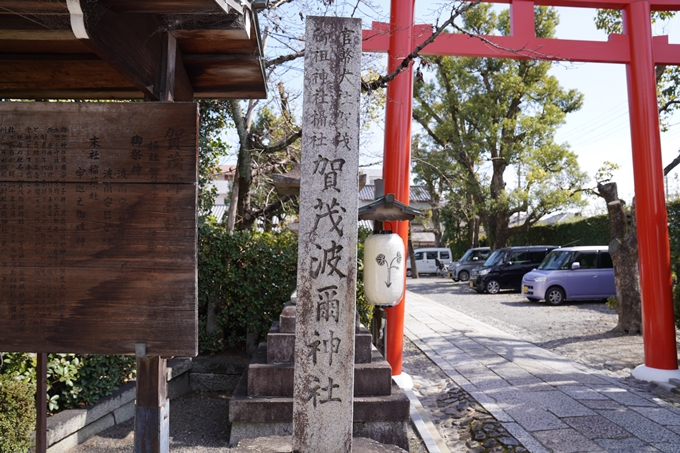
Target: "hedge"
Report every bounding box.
[198,223,299,352]
[0,353,135,413]
[509,214,610,247]
[0,374,35,453]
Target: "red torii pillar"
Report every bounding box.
[363,0,680,382]
[379,0,416,376]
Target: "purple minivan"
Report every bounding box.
[521,246,616,305]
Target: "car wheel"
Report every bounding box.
[485,280,500,294]
[406,269,412,277]
[458,270,470,282]
[546,286,565,305]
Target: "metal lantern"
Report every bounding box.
[364,231,405,307]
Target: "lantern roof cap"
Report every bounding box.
[272,164,367,196]
[358,193,420,221]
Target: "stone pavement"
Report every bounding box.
[402,291,680,453]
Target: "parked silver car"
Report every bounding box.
[521,246,616,305]
[451,247,490,282]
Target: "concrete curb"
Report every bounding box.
[42,358,193,453]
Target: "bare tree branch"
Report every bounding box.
[266,51,305,69]
[361,1,481,93]
[412,110,447,148]
[660,99,680,115]
[665,150,680,176]
[269,0,295,10]
[242,194,296,228]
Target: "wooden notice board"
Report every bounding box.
[0,102,198,356]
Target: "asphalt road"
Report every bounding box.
[405,275,646,377]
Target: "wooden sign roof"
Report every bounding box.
[0,0,267,100]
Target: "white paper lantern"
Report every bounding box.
[364,232,405,306]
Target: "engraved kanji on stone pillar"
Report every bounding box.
[292,16,361,453]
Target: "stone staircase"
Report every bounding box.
[228,304,411,450]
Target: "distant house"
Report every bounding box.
[209,168,437,245]
[209,165,236,222]
[358,176,436,248]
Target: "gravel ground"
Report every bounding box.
[71,391,427,452]
[71,275,680,452]
[406,276,647,377]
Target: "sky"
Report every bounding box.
[547,7,680,210]
[230,4,680,214]
[355,4,680,214]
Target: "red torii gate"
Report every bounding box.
[363,0,680,382]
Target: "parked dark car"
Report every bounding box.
[469,245,558,294]
[451,247,491,282]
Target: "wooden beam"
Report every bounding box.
[0,60,133,91]
[100,0,224,14]
[163,13,249,40]
[66,0,193,100]
[160,32,194,101]
[135,354,169,453]
[36,353,47,453]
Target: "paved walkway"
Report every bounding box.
[403,291,680,453]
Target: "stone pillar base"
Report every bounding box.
[632,364,680,383]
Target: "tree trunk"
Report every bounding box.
[467,214,480,248]
[228,100,253,231]
[432,204,442,247]
[225,165,239,233]
[598,182,642,334]
[486,210,511,249]
[408,224,419,279]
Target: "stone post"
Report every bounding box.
[292,16,361,453]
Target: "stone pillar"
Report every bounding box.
[292,16,361,453]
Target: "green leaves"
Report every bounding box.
[0,353,135,414]
[413,6,587,248]
[0,374,36,453]
[594,11,679,130]
[198,224,298,352]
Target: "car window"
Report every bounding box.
[574,252,597,269]
[459,250,472,261]
[599,253,614,269]
[531,251,547,264]
[480,251,490,259]
[509,251,529,264]
[426,252,438,260]
[414,252,423,260]
[439,251,450,260]
[538,250,574,270]
[484,250,504,266]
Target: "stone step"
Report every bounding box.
[229,367,410,450]
[249,343,392,397]
[279,305,297,333]
[267,323,373,364]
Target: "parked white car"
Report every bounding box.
[406,248,452,277]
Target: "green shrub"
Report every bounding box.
[356,227,373,327]
[0,374,36,453]
[198,224,298,351]
[510,214,610,247]
[667,201,680,328]
[0,353,135,412]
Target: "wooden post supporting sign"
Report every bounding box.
[135,347,169,453]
